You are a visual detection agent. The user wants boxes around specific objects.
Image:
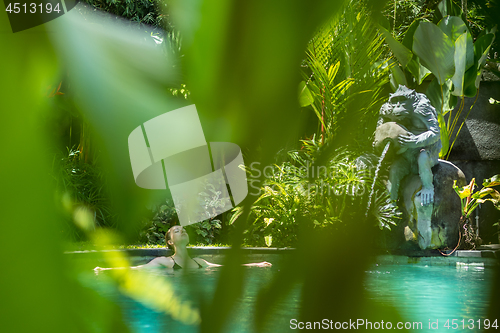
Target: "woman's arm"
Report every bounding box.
[193,258,271,268]
[243,261,272,267]
[94,256,173,272]
[193,258,222,267]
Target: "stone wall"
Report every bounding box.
[447,81,500,244]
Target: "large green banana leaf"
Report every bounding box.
[413,21,455,85]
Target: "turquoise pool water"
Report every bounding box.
[92,258,495,332]
[94,265,300,333]
[363,263,495,331]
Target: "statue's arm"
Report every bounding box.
[399,106,440,148]
[413,111,440,147]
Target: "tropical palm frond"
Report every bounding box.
[301,0,391,147]
[371,189,401,230]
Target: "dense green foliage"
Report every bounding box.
[300,0,392,148]
[233,143,399,247]
[80,0,172,32]
[138,198,224,245]
[138,199,177,244]
[234,0,400,248]
[466,0,500,60]
[383,0,499,58]
[55,148,114,238]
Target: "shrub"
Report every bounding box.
[232,141,400,248]
[138,199,178,245]
[138,197,225,246]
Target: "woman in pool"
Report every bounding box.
[95,225,271,271]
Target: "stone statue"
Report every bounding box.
[374,85,465,250]
[375,85,441,205]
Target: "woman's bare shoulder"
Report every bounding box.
[147,256,174,268]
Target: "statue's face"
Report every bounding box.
[388,95,411,120]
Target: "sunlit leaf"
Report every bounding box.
[471,187,494,199]
[327,61,340,84]
[490,189,500,201]
[299,81,315,107]
[389,61,407,90]
[463,66,478,97]
[475,34,495,70]
[465,32,474,71]
[476,197,500,210]
[474,33,495,88]
[426,77,453,114]
[451,32,467,96]
[437,0,464,20]
[402,19,421,51]
[437,112,450,158]
[483,174,500,187]
[379,26,412,68]
[413,21,455,85]
[406,55,431,85]
[438,16,467,43]
[453,179,473,199]
[264,235,272,247]
[463,33,494,96]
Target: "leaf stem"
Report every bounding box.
[446,89,479,160]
